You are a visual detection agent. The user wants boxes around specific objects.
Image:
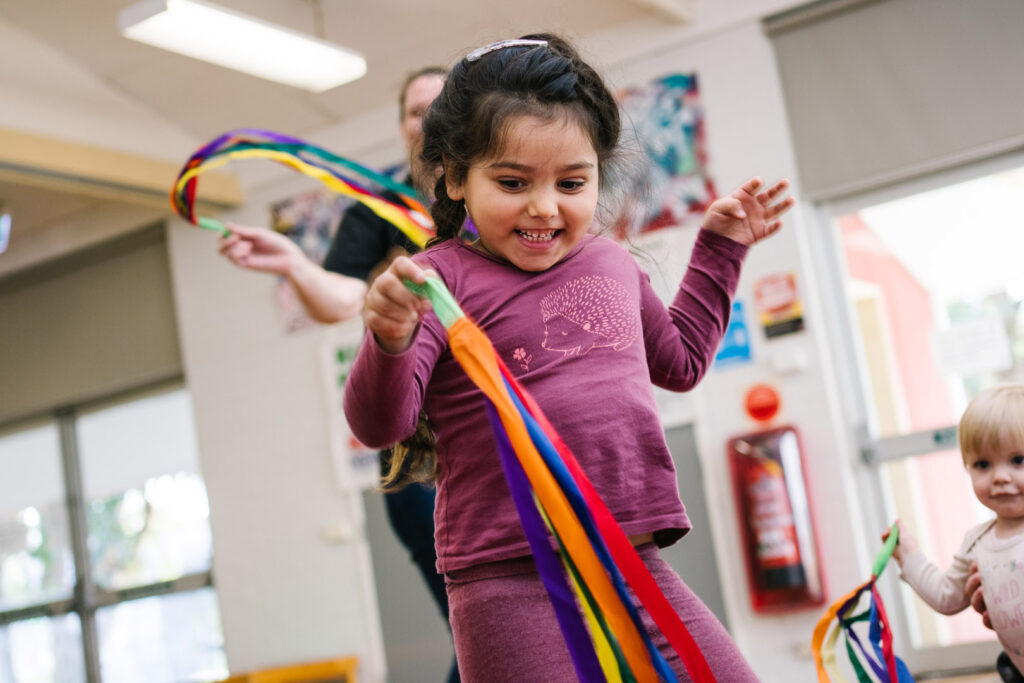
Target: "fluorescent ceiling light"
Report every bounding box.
[118,0,366,92]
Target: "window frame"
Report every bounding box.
[0,379,216,683]
[806,151,1024,675]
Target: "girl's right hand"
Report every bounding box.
[363,255,435,354]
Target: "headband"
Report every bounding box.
[466,38,548,62]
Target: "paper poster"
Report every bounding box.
[322,320,381,492]
[754,272,805,338]
[933,315,1012,377]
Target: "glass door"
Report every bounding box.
[818,156,1024,674]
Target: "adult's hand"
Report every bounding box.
[966,561,992,630]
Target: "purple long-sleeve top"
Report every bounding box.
[344,230,746,573]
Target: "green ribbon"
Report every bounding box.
[873,524,898,578]
[403,276,464,329]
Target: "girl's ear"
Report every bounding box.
[443,158,465,201]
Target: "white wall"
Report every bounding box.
[166,193,386,680]
[592,17,870,680]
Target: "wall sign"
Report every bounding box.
[754,272,805,338]
[715,300,753,368]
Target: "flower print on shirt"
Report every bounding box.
[539,275,638,357]
[512,346,533,372]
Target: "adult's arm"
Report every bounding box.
[287,253,367,323]
[219,223,366,323]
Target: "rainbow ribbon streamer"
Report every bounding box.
[406,276,716,683]
[812,526,915,683]
[170,128,435,246]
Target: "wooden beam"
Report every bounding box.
[626,0,692,22]
[0,127,243,213]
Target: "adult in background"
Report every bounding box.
[218,66,457,683]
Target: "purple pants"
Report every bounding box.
[445,543,760,682]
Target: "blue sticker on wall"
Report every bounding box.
[714,300,753,368]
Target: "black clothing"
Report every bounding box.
[322,189,420,282]
[999,651,1024,683]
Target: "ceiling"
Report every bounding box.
[0,0,687,273]
[0,0,662,143]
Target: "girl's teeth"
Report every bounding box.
[518,230,556,242]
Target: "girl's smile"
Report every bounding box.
[447,113,599,272]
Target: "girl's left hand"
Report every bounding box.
[702,177,795,247]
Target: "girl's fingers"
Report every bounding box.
[715,197,745,219]
[765,196,795,219]
[757,180,791,206]
[765,179,790,197]
[389,255,429,285]
[739,176,764,195]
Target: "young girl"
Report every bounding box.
[344,34,792,680]
[888,384,1024,678]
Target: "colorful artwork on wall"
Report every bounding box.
[615,73,717,238]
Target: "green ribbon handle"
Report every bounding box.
[873,523,899,578]
[403,275,464,329]
[197,216,231,237]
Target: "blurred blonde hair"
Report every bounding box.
[958,384,1024,463]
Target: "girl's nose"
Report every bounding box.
[527,189,558,219]
[993,466,1012,482]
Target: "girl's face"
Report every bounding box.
[447,114,599,272]
[966,441,1024,522]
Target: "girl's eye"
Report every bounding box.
[1012,455,1024,466]
[973,460,991,470]
[558,179,586,192]
[497,178,525,190]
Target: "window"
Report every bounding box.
[0,386,228,682]
[818,157,1024,672]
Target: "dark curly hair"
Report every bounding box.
[421,33,621,246]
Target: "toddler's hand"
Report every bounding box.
[702,177,794,247]
[363,256,435,354]
[882,518,918,565]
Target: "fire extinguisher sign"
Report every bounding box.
[754,271,805,338]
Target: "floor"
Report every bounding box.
[923,673,1000,683]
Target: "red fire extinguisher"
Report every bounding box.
[728,384,825,612]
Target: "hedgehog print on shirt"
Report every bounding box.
[539,275,638,356]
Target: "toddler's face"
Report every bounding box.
[966,442,1024,521]
[447,114,599,272]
